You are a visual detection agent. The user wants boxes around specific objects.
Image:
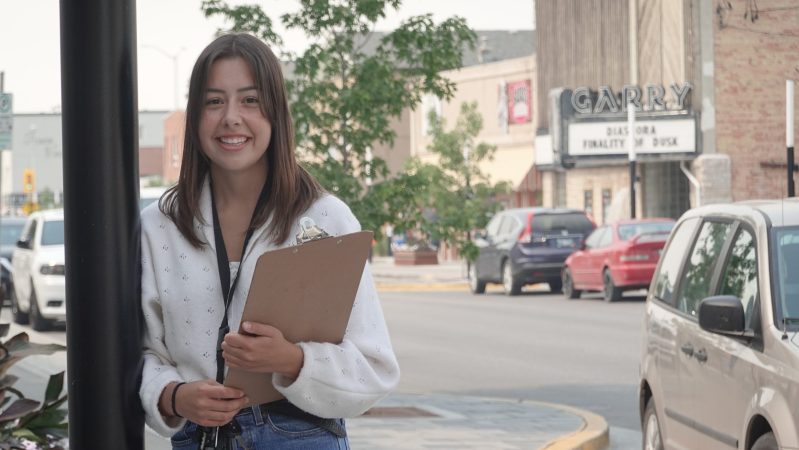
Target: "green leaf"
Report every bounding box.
[24,407,68,431]
[43,372,65,406]
[11,427,42,442]
[0,399,40,422]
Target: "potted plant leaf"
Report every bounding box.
[0,323,68,450]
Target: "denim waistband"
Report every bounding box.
[234,400,346,438]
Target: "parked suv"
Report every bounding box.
[11,209,65,331]
[639,199,799,450]
[470,207,595,295]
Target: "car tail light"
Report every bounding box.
[518,212,534,243]
[620,253,649,262]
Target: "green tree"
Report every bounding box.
[201,0,476,235]
[401,102,510,261]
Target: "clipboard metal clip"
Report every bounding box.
[295,217,330,245]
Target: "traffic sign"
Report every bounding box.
[0,93,12,150]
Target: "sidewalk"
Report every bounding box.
[362,256,610,450]
[370,255,470,291]
[347,392,608,450]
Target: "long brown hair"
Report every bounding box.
[161,33,322,247]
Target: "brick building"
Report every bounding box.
[534,0,799,223]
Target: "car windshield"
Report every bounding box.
[41,220,65,246]
[0,223,24,246]
[618,222,674,241]
[773,226,799,326]
[530,213,594,236]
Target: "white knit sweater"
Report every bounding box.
[139,179,400,437]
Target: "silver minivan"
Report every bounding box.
[639,199,799,450]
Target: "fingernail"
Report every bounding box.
[242,322,251,331]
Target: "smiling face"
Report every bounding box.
[199,57,272,178]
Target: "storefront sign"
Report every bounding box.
[568,118,695,156]
[571,83,692,115]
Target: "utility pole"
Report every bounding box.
[788,80,795,197]
[61,0,143,448]
[628,0,638,219]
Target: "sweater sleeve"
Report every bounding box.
[139,215,187,437]
[272,200,400,417]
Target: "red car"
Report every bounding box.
[561,218,675,301]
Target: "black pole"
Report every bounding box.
[60,0,144,449]
[789,146,795,197]
[629,160,636,219]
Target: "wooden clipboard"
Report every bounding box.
[224,226,373,406]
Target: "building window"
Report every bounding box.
[584,190,594,218]
[602,189,612,224]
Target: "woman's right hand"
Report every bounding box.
[162,380,248,427]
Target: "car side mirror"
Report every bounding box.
[698,295,750,337]
[474,231,488,241]
[15,239,30,249]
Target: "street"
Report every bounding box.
[2,287,645,448]
[382,288,646,432]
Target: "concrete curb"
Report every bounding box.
[539,402,610,450]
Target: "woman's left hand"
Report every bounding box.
[222,321,304,379]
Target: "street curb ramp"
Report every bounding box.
[539,402,610,450]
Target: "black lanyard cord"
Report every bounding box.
[210,180,269,384]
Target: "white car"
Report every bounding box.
[11,209,65,331]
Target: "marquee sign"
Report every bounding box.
[568,118,696,156]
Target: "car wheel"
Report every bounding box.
[603,269,623,302]
[562,268,581,299]
[642,398,663,450]
[751,432,778,450]
[468,263,486,294]
[502,261,521,296]
[29,286,51,332]
[11,285,29,325]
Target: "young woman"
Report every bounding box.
[139,33,400,449]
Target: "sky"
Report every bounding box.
[1,0,535,114]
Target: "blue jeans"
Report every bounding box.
[171,405,349,450]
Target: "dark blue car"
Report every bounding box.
[470,207,595,295]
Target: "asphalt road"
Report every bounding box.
[381,286,647,431]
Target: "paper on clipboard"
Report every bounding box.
[224,219,373,406]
